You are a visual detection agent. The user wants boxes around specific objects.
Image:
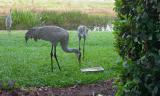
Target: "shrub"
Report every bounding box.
[114,0,159,96]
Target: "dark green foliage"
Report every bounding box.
[114,0,159,96]
[0,10,112,30]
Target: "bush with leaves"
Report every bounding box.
[114,0,159,95]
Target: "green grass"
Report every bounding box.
[0,10,113,30]
[0,30,119,87]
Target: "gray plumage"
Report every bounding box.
[5,9,12,32]
[25,25,81,71]
[77,25,88,60]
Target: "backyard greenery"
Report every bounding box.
[0,31,118,87]
[0,10,114,30]
[114,0,159,95]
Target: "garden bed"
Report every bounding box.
[0,80,116,96]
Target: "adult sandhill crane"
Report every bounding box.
[77,25,88,60]
[5,9,12,32]
[25,26,81,71]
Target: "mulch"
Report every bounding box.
[0,80,116,96]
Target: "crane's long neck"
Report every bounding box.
[60,38,78,53]
[61,44,78,53]
[60,37,81,64]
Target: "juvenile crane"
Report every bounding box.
[25,26,81,71]
[77,25,88,60]
[5,9,12,32]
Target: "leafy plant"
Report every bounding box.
[114,0,159,96]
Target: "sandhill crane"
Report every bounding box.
[77,25,88,60]
[5,9,12,32]
[25,26,81,71]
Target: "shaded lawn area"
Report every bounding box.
[0,30,119,87]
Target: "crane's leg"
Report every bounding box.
[9,28,11,32]
[78,37,81,51]
[83,37,86,60]
[9,26,11,32]
[50,45,54,72]
[78,50,81,68]
[78,37,82,67]
[54,46,61,71]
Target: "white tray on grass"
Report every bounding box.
[80,66,104,72]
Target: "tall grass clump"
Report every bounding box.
[40,11,65,27]
[60,11,87,29]
[0,16,5,30]
[40,11,112,30]
[0,10,113,30]
[12,10,41,29]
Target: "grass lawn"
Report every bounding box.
[0,30,119,87]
